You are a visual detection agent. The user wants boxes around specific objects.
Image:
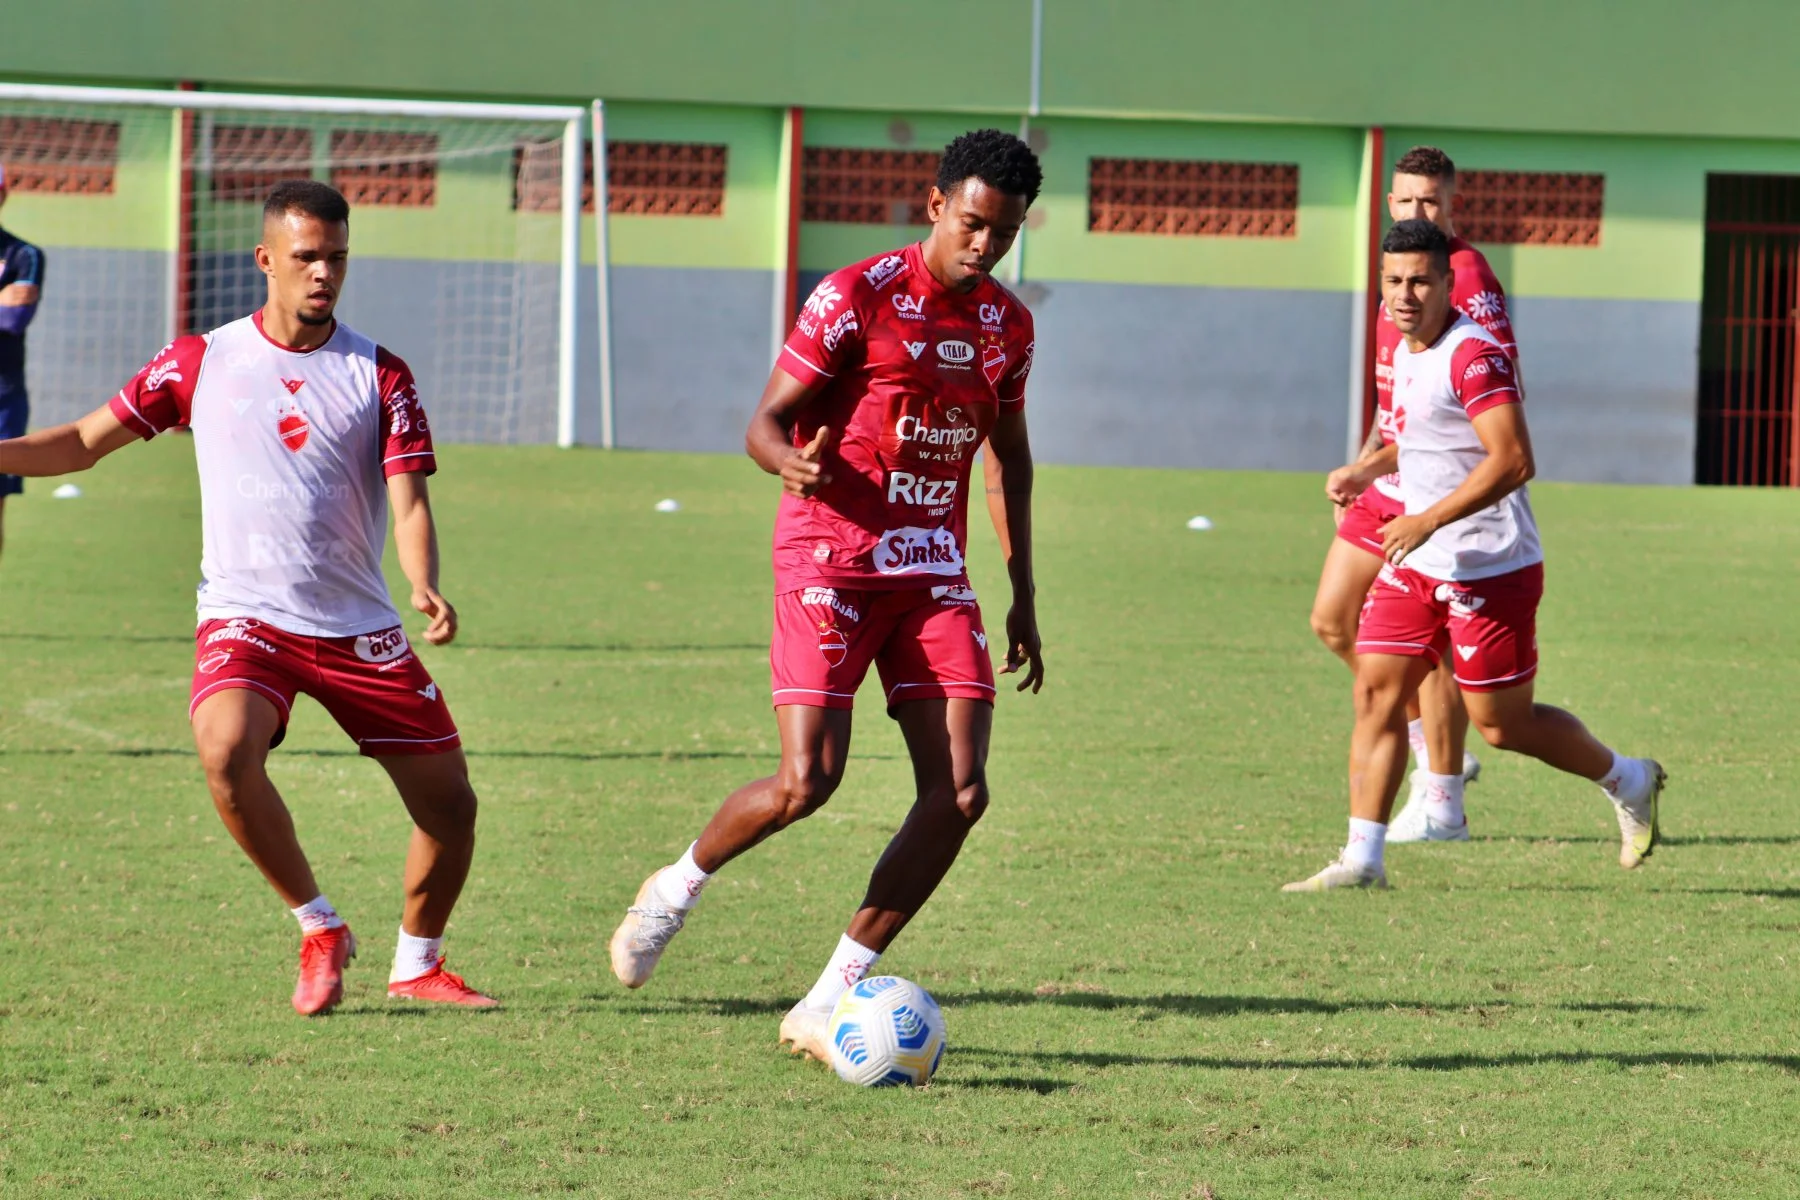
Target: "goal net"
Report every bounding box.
[0,85,586,445]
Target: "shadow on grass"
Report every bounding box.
[0,746,809,763]
[1496,834,1800,848]
[950,1075,1076,1094]
[593,992,1699,1019]
[957,1045,1800,1074]
[463,642,766,654]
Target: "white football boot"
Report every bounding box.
[1462,750,1482,783]
[778,1000,834,1063]
[1281,855,1388,892]
[607,869,686,988]
[1387,772,1472,844]
[1611,759,1665,870]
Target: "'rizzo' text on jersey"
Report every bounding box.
[772,241,1034,591]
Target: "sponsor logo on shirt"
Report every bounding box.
[801,586,861,624]
[874,526,965,577]
[931,584,978,606]
[1010,340,1035,383]
[236,473,351,502]
[247,533,359,568]
[904,341,927,360]
[386,381,427,435]
[972,630,988,650]
[1455,644,1478,661]
[936,340,975,367]
[863,255,906,289]
[894,412,980,451]
[978,302,1006,329]
[354,627,412,664]
[886,471,959,507]
[417,682,438,700]
[892,294,926,320]
[282,378,305,395]
[822,309,859,353]
[1460,290,1507,322]
[145,356,184,391]
[1433,583,1486,616]
[803,280,843,319]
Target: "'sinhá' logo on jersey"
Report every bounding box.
[817,622,849,667]
[936,340,974,365]
[803,281,842,319]
[892,294,926,320]
[863,255,906,289]
[278,405,311,452]
[980,334,1007,385]
[874,526,965,577]
[354,627,412,664]
[1460,290,1506,322]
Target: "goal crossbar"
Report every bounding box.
[0,82,595,447]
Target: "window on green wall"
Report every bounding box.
[1088,158,1297,238]
[512,140,728,217]
[209,124,313,203]
[802,147,938,225]
[0,115,120,196]
[330,130,437,209]
[1454,171,1604,246]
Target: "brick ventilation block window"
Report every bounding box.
[210,125,314,202]
[0,116,121,195]
[1454,171,1604,246]
[802,148,940,225]
[1089,158,1298,237]
[514,140,728,216]
[330,130,437,208]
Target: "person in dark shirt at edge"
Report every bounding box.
[0,163,48,570]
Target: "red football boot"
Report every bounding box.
[293,925,356,1016]
[387,957,499,1008]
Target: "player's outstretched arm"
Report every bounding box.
[745,366,832,497]
[1326,442,1399,507]
[1380,404,1535,565]
[0,403,138,478]
[388,471,457,646]
[983,407,1044,694]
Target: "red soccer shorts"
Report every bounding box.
[190,618,461,755]
[770,584,996,711]
[1335,485,1405,556]
[1355,562,1544,692]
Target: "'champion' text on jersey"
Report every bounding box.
[772,242,1035,591]
[108,312,436,637]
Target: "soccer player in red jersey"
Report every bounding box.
[608,130,1045,1061]
[0,182,495,1013]
[1311,146,1518,844]
[1285,220,1663,891]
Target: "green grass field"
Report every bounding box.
[3,438,1798,1198]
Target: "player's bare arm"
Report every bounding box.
[388,470,457,646]
[1381,403,1535,564]
[1326,442,1399,507]
[0,402,137,477]
[0,281,39,307]
[746,366,833,497]
[983,406,1044,693]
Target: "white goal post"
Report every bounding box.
[0,82,610,447]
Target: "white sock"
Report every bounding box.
[391,927,444,983]
[650,843,712,912]
[1598,751,1648,804]
[1343,817,1387,874]
[1421,771,1466,827]
[1406,718,1428,763]
[800,933,881,1012]
[291,895,344,935]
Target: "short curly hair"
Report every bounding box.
[1393,145,1456,182]
[937,129,1042,206]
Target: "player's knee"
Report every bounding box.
[1310,606,1353,656]
[1351,674,1405,722]
[773,764,838,825]
[196,733,262,794]
[1473,717,1519,752]
[952,778,989,825]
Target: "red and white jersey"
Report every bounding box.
[1372,235,1515,500]
[109,312,435,637]
[1391,312,1539,582]
[771,242,1034,592]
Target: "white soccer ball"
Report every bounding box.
[827,976,946,1087]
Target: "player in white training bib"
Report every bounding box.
[1283,219,1664,892]
[0,181,496,1013]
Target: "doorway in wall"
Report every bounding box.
[1697,173,1800,485]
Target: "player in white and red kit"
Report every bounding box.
[0,182,495,1013]
[1311,146,1517,843]
[1284,220,1664,891]
[607,131,1045,1062]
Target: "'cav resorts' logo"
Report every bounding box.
[892,294,926,320]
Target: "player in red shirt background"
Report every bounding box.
[608,130,1046,1063]
[0,182,494,1014]
[1311,146,1516,844]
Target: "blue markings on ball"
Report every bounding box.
[890,1004,933,1050]
[834,1020,870,1067]
[852,976,902,999]
[876,1069,913,1087]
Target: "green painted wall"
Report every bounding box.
[605,103,782,271]
[10,2,1800,141]
[1388,129,1800,303]
[1,107,173,252]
